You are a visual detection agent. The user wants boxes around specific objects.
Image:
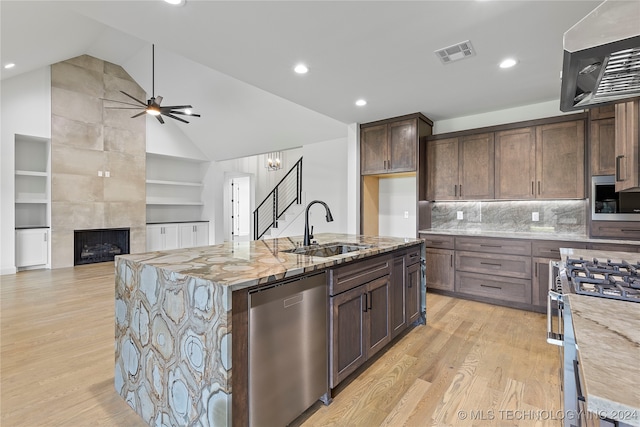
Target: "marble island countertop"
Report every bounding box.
[418,228,640,245]
[116,233,423,291]
[561,249,640,426]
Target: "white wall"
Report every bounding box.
[1,68,52,275]
[378,176,416,238]
[433,100,579,134]
[346,123,359,235]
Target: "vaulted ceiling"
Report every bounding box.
[1,1,602,161]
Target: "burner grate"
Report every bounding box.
[565,257,640,303]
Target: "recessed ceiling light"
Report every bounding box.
[499,58,518,69]
[355,99,367,107]
[4,63,15,69]
[294,64,309,74]
[164,0,185,5]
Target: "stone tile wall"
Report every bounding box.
[51,55,146,267]
[430,199,587,235]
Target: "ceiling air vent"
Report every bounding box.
[435,40,476,64]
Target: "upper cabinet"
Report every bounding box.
[494,119,585,200]
[427,133,494,200]
[590,116,616,176]
[361,117,424,175]
[615,99,640,192]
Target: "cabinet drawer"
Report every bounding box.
[405,245,421,265]
[329,255,391,296]
[420,234,454,249]
[456,251,531,279]
[590,221,640,240]
[532,240,588,258]
[455,237,531,256]
[456,271,532,304]
[587,242,640,253]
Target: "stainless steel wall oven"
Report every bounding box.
[592,175,640,221]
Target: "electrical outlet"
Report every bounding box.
[457,211,464,220]
[404,211,409,219]
[532,212,540,222]
[105,171,110,178]
[98,170,103,177]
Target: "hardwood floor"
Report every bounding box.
[1,264,560,426]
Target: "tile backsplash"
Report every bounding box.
[430,200,587,235]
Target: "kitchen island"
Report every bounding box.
[114,233,424,426]
[559,248,640,427]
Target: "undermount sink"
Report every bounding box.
[281,242,373,258]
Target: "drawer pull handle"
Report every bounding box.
[480,244,502,248]
[480,262,502,267]
[622,229,640,232]
[481,284,502,290]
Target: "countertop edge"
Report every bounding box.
[418,229,640,245]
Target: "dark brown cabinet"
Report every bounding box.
[590,117,616,176]
[426,133,494,200]
[615,99,640,192]
[361,119,416,174]
[328,247,426,389]
[390,254,407,339]
[494,120,585,200]
[425,247,454,291]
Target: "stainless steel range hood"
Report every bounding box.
[559,0,640,112]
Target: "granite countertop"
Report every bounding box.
[116,233,422,291]
[561,248,640,426]
[418,228,640,245]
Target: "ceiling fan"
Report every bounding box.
[103,44,200,124]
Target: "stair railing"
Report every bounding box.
[253,157,303,240]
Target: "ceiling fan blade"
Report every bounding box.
[170,111,201,117]
[101,98,145,107]
[105,107,144,110]
[156,115,165,124]
[131,111,147,118]
[161,105,193,110]
[163,112,189,124]
[155,95,163,106]
[120,90,147,106]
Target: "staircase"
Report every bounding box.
[253,157,303,240]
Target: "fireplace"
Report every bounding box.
[74,228,130,265]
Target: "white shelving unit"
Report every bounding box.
[15,134,51,269]
[146,153,209,223]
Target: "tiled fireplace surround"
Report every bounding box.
[50,55,146,268]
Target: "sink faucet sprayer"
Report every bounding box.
[303,200,334,246]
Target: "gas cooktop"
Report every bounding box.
[565,257,640,303]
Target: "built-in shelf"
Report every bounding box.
[15,134,51,269]
[146,179,203,187]
[15,170,48,177]
[146,153,210,223]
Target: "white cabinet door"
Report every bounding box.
[146,225,164,252]
[194,223,209,247]
[163,225,179,250]
[147,224,180,251]
[16,229,48,267]
[179,224,195,248]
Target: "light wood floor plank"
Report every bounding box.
[1,264,561,426]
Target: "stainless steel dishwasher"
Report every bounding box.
[249,271,328,426]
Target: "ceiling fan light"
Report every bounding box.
[164,0,185,6]
[147,107,161,116]
[184,108,192,115]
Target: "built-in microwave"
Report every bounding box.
[592,175,640,221]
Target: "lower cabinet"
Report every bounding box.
[329,245,423,389]
[330,269,390,388]
[16,228,49,269]
[146,222,209,251]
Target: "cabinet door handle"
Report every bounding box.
[454,185,457,197]
[363,293,368,312]
[480,262,502,267]
[450,254,453,267]
[538,181,541,195]
[368,291,373,310]
[480,284,502,290]
[532,181,534,195]
[459,184,463,197]
[615,155,624,181]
